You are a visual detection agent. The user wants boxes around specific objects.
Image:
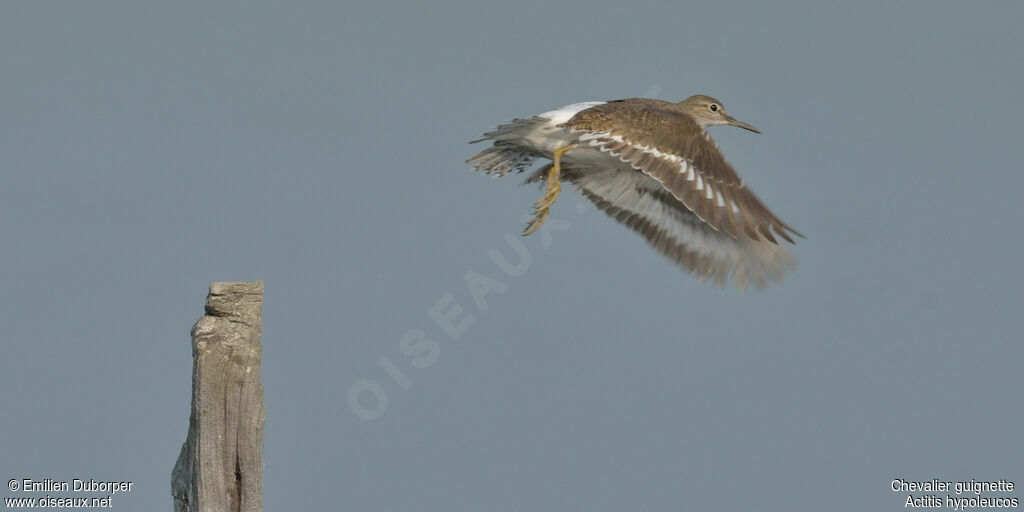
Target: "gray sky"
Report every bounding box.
[2,2,1022,510]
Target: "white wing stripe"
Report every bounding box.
[569,167,795,288]
[578,130,612,142]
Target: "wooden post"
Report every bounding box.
[172,282,264,512]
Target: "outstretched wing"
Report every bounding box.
[565,99,802,243]
[532,164,796,289]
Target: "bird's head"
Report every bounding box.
[678,95,760,133]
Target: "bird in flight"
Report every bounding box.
[466,95,803,289]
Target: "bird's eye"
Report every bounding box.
[709,104,719,112]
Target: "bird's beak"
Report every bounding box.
[725,115,761,134]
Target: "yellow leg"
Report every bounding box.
[523,144,575,236]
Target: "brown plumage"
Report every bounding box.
[466,95,803,289]
[565,98,802,243]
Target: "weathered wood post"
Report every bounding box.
[172,282,264,512]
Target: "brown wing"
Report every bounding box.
[542,163,796,289]
[565,99,802,244]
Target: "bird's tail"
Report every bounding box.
[465,143,534,178]
[465,117,542,178]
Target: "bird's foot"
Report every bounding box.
[522,184,558,235]
[522,144,574,236]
